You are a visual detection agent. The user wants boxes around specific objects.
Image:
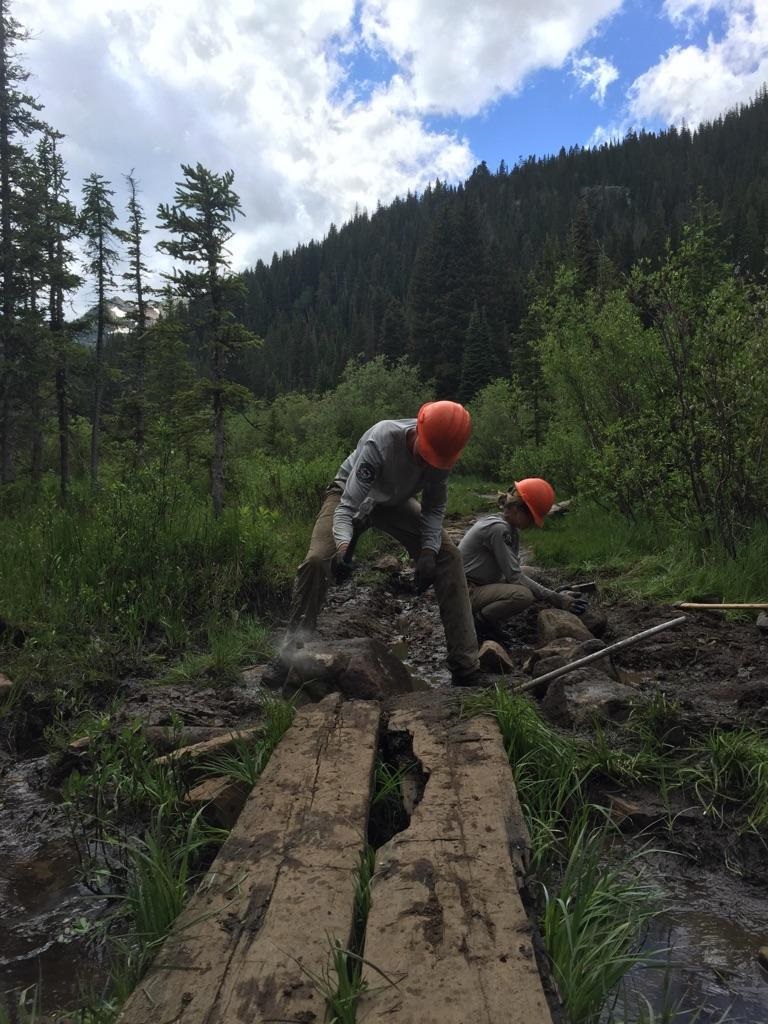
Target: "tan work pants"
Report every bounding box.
[288,490,480,677]
[468,582,534,623]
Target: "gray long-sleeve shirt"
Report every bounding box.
[332,419,450,552]
[458,514,563,605]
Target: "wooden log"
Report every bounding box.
[118,695,380,1024]
[153,725,260,765]
[359,702,552,1024]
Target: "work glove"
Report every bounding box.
[414,549,438,594]
[558,590,589,616]
[333,546,354,583]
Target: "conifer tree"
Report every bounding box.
[0,0,42,481]
[38,131,80,501]
[157,163,259,516]
[459,304,501,403]
[120,170,152,456]
[81,172,121,489]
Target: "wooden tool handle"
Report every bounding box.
[678,602,768,610]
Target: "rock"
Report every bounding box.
[276,637,414,703]
[541,673,635,728]
[185,776,249,829]
[526,636,616,684]
[758,946,768,971]
[478,640,515,674]
[757,612,768,633]
[0,672,13,698]
[242,664,269,687]
[537,607,594,644]
[581,607,608,637]
[372,554,401,573]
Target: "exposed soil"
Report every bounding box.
[2,514,768,1020]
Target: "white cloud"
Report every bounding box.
[570,54,619,102]
[629,0,768,126]
[15,0,625,281]
[360,0,623,116]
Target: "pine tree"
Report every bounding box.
[120,169,152,457]
[38,131,80,501]
[157,163,259,516]
[0,0,43,481]
[81,172,121,489]
[459,304,501,403]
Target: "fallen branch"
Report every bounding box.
[517,616,687,693]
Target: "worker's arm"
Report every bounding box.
[489,526,566,605]
[419,475,448,553]
[333,439,382,551]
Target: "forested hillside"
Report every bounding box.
[236,88,768,398]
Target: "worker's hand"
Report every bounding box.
[334,546,354,583]
[414,549,438,593]
[558,591,589,616]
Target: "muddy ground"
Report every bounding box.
[1,514,768,1021]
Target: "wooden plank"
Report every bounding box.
[118,694,379,1024]
[154,725,261,766]
[359,704,552,1024]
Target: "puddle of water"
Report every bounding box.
[0,759,107,1014]
[622,871,768,1023]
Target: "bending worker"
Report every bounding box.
[459,479,587,644]
[288,401,489,686]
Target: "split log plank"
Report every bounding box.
[118,694,379,1024]
[359,702,552,1024]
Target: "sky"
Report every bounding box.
[13,0,768,282]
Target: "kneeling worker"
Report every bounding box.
[288,400,490,686]
[458,479,586,644]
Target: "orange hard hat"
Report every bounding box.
[416,401,472,470]
[514,478,555,527]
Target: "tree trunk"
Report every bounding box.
[56,361,69,504]
[211,345,224,517]
[90,257,105,491]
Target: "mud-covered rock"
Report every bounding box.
[478,640,515,674]
[527,636,616,683]
[541,672,635,728]
[757,612,768,633]
[271,637,414,702]
[372,554,402,573]
[0,672,13,697]
[537,607,594,643]
[580,607,608,637]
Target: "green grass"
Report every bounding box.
[460,685,759,1023]
[200,695,295,786]
[680,727,768,832]
[530,502,768,606]
[541,812,663,1024]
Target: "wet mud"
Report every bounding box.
[2,516,768,1019]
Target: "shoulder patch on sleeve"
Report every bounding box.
[355,461,376,484]
[503,531,514,547]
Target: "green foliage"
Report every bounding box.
[461,377,534,478]
[116,809,222,981]
[201,695,295,786]
[681,728,768,832]
[530,502,768,604]
[247,356,433,460]
[534,211,768,551]
[541,815,661,1024]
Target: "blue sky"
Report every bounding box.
[13,0,768,281]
